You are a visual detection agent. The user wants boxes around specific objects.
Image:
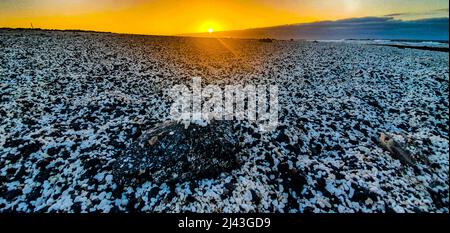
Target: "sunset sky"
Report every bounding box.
[0,0,448,35]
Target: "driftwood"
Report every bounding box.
[379,133,415,165]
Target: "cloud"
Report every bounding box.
[384,13,408,17]
[194,17,449,41]
[384,8,449,18]
[307,17,395,25]
[433,8,449,12]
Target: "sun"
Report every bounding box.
[200,20,221,34]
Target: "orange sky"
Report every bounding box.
[0,0,448,35]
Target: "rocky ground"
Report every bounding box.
[0,29,448,213]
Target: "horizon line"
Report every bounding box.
[2,27,449,43]
[1,15,448,38]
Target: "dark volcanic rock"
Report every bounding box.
[112,121,242,185]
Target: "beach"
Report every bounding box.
[0,29,448,213]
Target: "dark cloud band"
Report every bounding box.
[201,17,449,41]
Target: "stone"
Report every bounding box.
[112,121,242,185]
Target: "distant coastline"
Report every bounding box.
[2,28,448,53]
[373,44,449,52]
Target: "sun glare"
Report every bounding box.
[200,20,221,34]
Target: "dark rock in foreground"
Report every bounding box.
[113,121,242,185]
